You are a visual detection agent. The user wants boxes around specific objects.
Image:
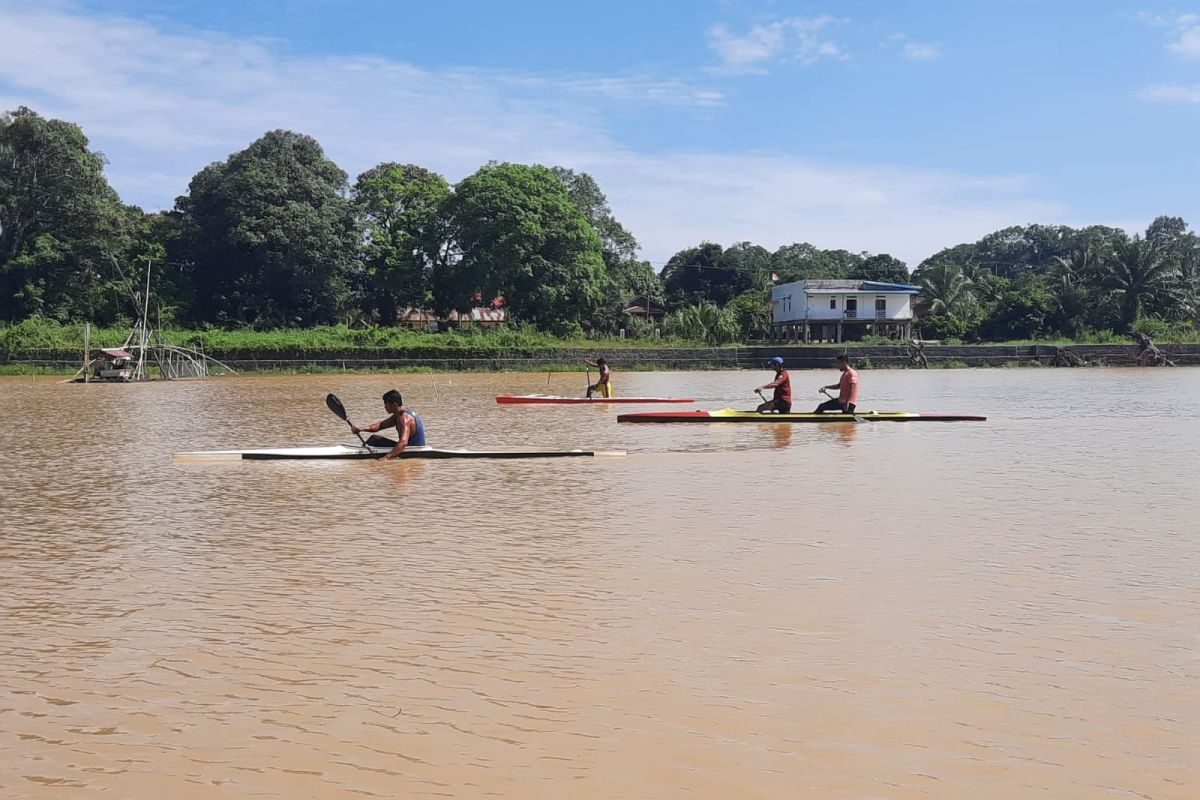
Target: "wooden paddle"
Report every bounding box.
[585,363,593,398]
[325,393,369,446]
[755,388,768,412]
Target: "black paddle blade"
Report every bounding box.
[325,393,349,421]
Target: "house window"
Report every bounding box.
[829,298,836,310]
[875,297,886,311]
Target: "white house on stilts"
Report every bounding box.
[770,279,921,342]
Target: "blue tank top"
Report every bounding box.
[402,408,426,446]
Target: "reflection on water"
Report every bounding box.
[771,423,793,449]
[2,369,1198,799]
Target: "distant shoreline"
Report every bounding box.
[3,342,1197,376]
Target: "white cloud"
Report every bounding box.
[1139,12,1200,59]
[1169,25,1200,59]
[883,33,940,62]
[0,4,1067,266]
[901,42,941,61]
[587,153,1062,267]
[707,16,846,73]
[1139,83,1200,103]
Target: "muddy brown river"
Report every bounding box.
[2,368,1197,798]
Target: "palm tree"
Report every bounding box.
[917,263,976,317]
[1102,236,1182,329]
[1176,245,1200,323]
[1049,248,1099,337]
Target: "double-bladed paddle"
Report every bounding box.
[325,393,368,447]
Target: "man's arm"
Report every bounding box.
[758,377,782,391]
[352,416,397,435]
[380,415,412,460]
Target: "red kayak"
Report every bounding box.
[497,394,695,405]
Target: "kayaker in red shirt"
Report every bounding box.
[756,356,792,413]
[815,354,858,413]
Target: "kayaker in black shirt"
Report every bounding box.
[351,389,427,460]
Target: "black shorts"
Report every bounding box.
[775,400,792,413]
[816,398,854,414]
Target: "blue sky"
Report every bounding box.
[1,0,1198,267]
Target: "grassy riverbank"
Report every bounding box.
[4,318,1198,375]
[0,319,708,354]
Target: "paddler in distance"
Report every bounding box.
[351,389,427,460]
[815,354,858,414]
[584,357,614,398]
[756,356,792,413]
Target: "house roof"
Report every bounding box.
[785,279,920,294]
[802,287,919,294]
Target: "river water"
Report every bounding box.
[1,368,1197,799]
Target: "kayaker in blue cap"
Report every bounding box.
[755,356,792,413]
[351,389,427,460]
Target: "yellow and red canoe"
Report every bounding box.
[617,408,986,423]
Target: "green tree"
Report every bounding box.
[550,167,638,266]
[1047,248,1099,337]
[771,243,863,282]
[549,167,661,332]
[1102,234,1181,330]
[440,162,605,327]
[917,262,976,317]
[175,130,358,326]
[662,241,767,307]
[850,253,910,284]
[1141,216,1198,322]
[915,262,979,339]
[977,276,1056,340]
[0,106,127,322]
[661,242,723,306]
[727,289,771,339]
[352,162,450,324]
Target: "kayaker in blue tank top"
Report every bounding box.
[351,389,427,460]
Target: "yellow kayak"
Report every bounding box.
[617,408,986,423]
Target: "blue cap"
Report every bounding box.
[769,356,784,366]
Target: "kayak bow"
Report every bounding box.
[616,408,986,423]
[174,444,627,461]
[497,394,694,404]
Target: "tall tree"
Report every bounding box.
[850,253,910,284]
[439,162,605,327]
[352,163,450,324]
[917,262,976,317]
[549,167,660,331]
[662,241,769,307]
[0,106,126,321]
[1048,247,1100,337]
[1102,234,1181,329]
[175,130,358,326]
[550,167,638,266]
[771,243,863,282]
[661,242,723,306]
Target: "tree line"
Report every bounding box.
[2,106,1197,342]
